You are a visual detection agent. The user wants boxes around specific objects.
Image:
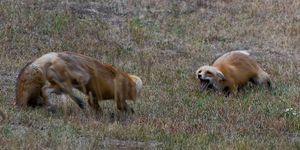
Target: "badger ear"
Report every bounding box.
[216,71,225,81]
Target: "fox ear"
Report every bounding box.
[216,71,225,81]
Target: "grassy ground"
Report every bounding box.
[0,0,299,149]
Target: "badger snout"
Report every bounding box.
[198,77,213,91]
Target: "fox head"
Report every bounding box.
[195,66,225,91]
[129,75,143,98]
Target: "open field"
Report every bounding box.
[0,0,299,149]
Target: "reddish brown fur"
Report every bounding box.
[15,52,141,113]
[196,51,271,95]
[214,53,261,93]
[45,52,139,112]
[15,62,47,108]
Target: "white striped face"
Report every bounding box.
[196,66,225,91]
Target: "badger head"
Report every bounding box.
[195,66,225,91]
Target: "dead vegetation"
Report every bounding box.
[0,0,299,149]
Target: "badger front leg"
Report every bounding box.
[220,78,237,97]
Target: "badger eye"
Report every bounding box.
[206,71,213,75]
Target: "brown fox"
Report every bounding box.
[16,52,142,113]
[196,50,271,95]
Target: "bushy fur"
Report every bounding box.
[16,62,46,107]
[15,52,142,113]
[196,50,271,95]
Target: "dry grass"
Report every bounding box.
[0,0,299,149]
